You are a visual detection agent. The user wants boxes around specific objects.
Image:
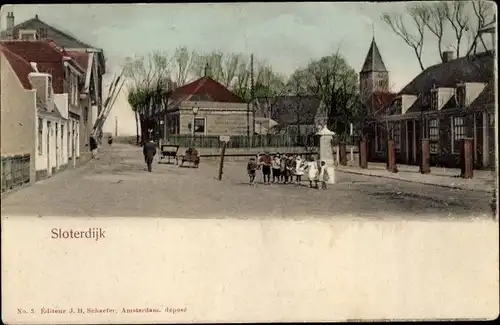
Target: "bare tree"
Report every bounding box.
[124,51,174,144]
[172,46,196,86]
[382,5,426,70]
[382,1,495,69]
[190,51,243,87]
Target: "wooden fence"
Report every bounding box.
[165,135,321,149]
[1,154,31,194]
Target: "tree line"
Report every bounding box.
[124,47,360,145]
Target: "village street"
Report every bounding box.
[1,144,492,220]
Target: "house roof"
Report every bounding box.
[0,14,106,74]
[255,95,322,126]
[469,80,495,111]
[0,40,82,94]
[66,51,89,71]
[399,51,494,96]
[0,44,35,90]
[170,76,245,103]
[363,91,397,115]
[0,14,95,49]
[360,38,388,73]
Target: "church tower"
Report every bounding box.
[359,37,389,102]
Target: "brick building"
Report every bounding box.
[165,73,250,137]
[360,37,496,170]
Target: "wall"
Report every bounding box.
[54,93,69,119]
[0,54,37,182]
[178,101,252,136]
[35,117,68,174]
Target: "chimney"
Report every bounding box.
[6,12,15,39]
[442,51,454,63]
[204,63,211,78]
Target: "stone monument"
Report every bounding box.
[316,126,337,184]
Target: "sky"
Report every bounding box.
[1,2,493,135]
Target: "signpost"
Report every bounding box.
[218,136,230,181]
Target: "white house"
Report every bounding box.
[30,72,79,179]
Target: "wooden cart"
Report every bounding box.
[159,144,179,164]
[177,148,200,168]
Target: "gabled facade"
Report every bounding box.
[1,12,106,152]
[165,75,250,136]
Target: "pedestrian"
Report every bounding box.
[285,156,294,184]
[318,161,329,190]
[271,154,281,183]
[259,151,272,184]
[143,139,157,172]
[279,154,287,183]
[108,135,113,145]
[247,157,258,185]
[295,155,305,185]
[89,135,98,159]
[305,156,319,188]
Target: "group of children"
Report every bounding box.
[246,152,330,189]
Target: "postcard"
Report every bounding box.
[1,2,498,323]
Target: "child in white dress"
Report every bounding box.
[305,157,319,188]
[295,156,305,184]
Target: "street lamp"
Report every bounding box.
[192,104,199,146]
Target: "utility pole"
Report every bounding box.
[250,53,255,147]
[114,116,118,137]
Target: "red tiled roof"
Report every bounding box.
[170,77,245,103]
[0,45,35,90]
[0,40,81,93]
[364,91,397,116]
[66,51,89,72]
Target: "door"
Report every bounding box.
[474,112,483,168]
[55,123,59,169]
[46,121,51,175]
[407,121,414,164]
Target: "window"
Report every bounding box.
[421,92,430,108]
[456,85,466,108]
[430,89,438,110]
[392,122,401,151]
[38,118,43,155]
[47,76,52,99]
[193,117,205,134]
[19,31,37,40]
[68,71,73,104]
[393,99,402,114]
[73,74,79,106]
[452,116,466,153]
[428,119,439,154]
[375,124,386,152]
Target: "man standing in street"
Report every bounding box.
[143,139,157,172]
[89,135,98,159]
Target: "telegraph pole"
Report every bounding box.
[250,53,255,147]
[114,116,118,137]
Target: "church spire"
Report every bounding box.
[360,37,387,73]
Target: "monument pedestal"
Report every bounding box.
[317,126,336,184]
